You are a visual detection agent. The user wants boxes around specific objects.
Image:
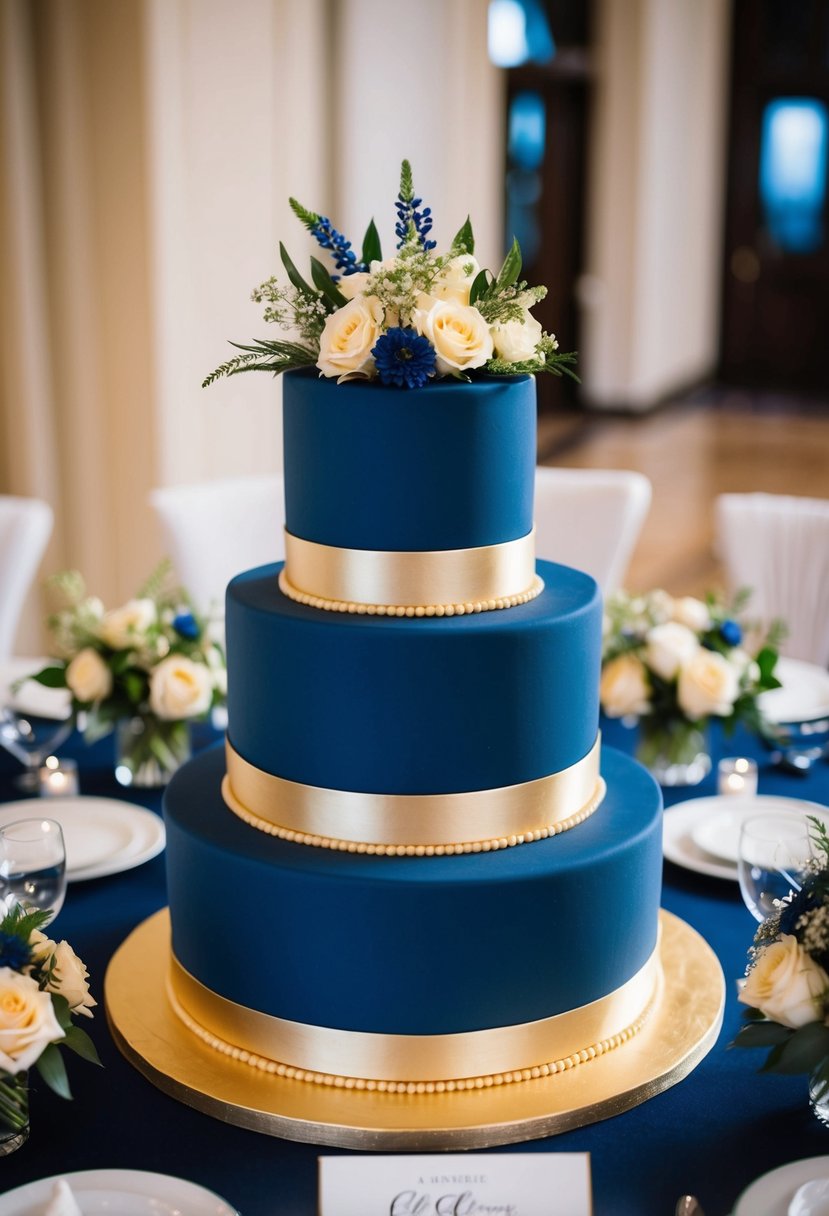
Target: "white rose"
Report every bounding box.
[149,655,213,721]
[100,599,157,650]
[644,622,700,681]
[337,271,372,301]
[431,255,481,305]
[600,654,651,718]
[677,648,740,718]
[0,967,64,1073]
[65,647,113,703]
[316,296,384,381]
[739,935,829,1029]
[671,596,711,632]
[490,311,543,364]
[47,941,96,1020]
[414,300,493,375]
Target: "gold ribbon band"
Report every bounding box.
[168,946,660,1085]
[283,528,538,610]
[223,736,603,852]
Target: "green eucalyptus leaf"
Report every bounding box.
[63,1025,103,1067]
[469,269,492,307]
[731,1020,793,1049]
[361,219,382,266]
[494,238,522,291]
[28,666,67,690]
[451,216,475,256]
[51,993,73,1032]
[34,1043,72,1100]
[310,257,349,309]
[762,1022,829,1075]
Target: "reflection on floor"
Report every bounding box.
[537,386,829,597]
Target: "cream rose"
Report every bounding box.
[100,599,157,650]
[599,654,651,718]
[317,296,384,381]
[671,596,710,632]
[644,622,700,681]
[65,647,113,704]
[414,300,493,375]
[490,312,543,364]
[431,255,481,306]
[0,967,64,1073]
[739,935,829,1029]
[337,271,372,301]
[149,655,213,721]
[46,941,96,1019]
[677,648,740,718]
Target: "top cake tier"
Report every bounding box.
[280,372,540,613]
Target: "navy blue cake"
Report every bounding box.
[163,371,663,1093]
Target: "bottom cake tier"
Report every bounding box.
[163,745,662,1088]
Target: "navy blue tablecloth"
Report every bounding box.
[1,719,828,1213]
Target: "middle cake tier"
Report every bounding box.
[226,558,601,800]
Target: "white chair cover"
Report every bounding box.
[715,493,829,667]
[0,496,53,661]
[149,475,284,618]
[533,468,652,594]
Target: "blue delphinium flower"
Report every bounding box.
[0,931,31,971]
[372,328,436,389]
[172,612,200,641]
[395,159,436,251]
[720,619,742,647]
[311,216,368,277]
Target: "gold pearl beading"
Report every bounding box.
[221,774,606,855]
[167,976,657,1094]
[278,569,544,616]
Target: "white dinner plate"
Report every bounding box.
[0,656,71,721]
[663,795,829,881]
[0,796,165,882]
[734,1156,829,1216]
[0,1168,238,1215]
[759,657,829,725]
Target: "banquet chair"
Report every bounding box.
[0,496,53,661]
[533,467,652,594]
[715,493,829,667]
[149,474,285,619]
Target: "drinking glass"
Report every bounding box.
[0,708,73,793]
[737,812,814,923]
[0,819,67,923]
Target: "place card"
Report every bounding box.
[319,1152,592,1216]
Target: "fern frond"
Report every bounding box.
[289,197,320,230]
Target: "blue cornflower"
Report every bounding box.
[0,932,30,971]
[720,619,742,647]
[310,217,368,277]
[172,612,200,641]
[372,328,437,389]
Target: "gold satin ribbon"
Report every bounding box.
[223,736,603,850]
[283,528,538,609]
[168,947,660,1084]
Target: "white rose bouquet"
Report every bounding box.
[202,159,577,391]
[29,562,225,787]
[0,899,100,1148]
[733,818,829,1115]
[600,588,781,784]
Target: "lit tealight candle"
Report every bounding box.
[38,756,79,798]
[717,756,758,798]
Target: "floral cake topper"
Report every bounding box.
[203,160,576,389]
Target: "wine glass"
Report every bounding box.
[0,707,74,793]
[0,818,67,923]
[737,812,814,923]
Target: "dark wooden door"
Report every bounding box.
[721,0,829,393]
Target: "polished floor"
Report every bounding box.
[537,386,829,596]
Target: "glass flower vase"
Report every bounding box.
[0,1071,29,1155]
[114,714,191,789]
[635,716,711,787]
[810,1071,829,1127]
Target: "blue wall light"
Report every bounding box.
[759,97,828,254]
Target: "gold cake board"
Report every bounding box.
[105,908,724,1150]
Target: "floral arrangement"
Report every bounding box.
[0,899,99,1142]
[733,817,829,1112]
[600,589,781,780]
[30,564,225,784]
[202,160,576,389]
